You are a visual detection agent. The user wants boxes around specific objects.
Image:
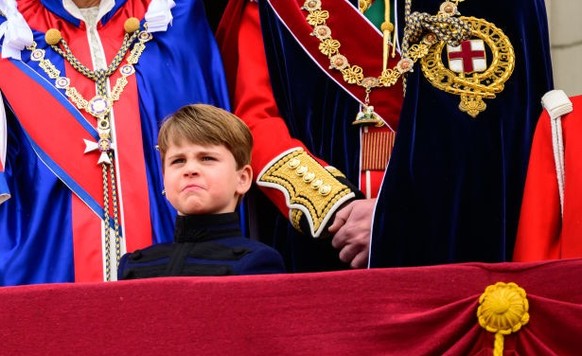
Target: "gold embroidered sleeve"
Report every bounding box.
[257,148,357,238]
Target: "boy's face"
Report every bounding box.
[163,140,252,215]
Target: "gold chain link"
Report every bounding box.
[28,24,152,281]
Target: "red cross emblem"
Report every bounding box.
[447,39,487,74]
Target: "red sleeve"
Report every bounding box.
[217,2,359,238]
[513,110,561,261]
[230,2,331,216]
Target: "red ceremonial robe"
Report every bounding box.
[515,95,582,260]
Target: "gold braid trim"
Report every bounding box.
[257,148,356,237]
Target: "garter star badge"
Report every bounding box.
[420,16,515,118]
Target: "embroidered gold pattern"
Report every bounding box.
[258,149,353,237]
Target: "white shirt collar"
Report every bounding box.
[62,0,115,24]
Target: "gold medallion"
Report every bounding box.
[420,16,515,118]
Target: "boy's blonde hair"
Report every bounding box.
[157,104,252,169]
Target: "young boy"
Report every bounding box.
[118,104,285,279]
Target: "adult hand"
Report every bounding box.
[328,198,375,269]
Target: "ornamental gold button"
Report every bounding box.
[319,185,331,196]
[296,166,308,176]
[288,158,301,169]
[311,179,323,189]
[303,172,316,183]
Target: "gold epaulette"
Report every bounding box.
[257,148,356,237]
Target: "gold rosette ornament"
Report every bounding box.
[477,282,530,356]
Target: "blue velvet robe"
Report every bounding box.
[370,0,554,266]
[255,0,553,269]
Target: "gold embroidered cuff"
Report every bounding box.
[257,148,356,237]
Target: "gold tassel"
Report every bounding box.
[381,0,395,71]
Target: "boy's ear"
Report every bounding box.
[236,164,253,195]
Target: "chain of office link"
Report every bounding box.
[49,29,140,281]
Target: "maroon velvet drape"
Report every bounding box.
[2,259,581,355]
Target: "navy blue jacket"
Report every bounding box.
[118,213,285,279]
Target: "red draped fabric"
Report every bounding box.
[1,259,581,354]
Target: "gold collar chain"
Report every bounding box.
[30,20,149,122]
[301,0,471,126]
[27,18,152,281]
[29,18,151,165]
